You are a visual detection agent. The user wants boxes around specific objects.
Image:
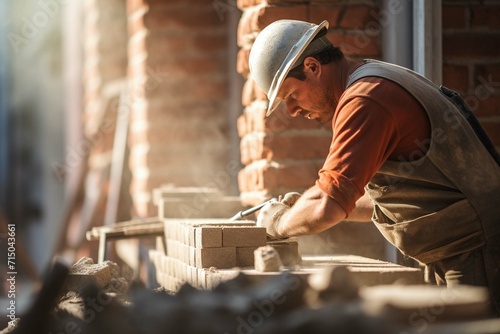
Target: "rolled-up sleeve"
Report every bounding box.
[316,93,399,214]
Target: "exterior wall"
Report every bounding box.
[442,0,500,149]
[236,0,382,205]
[127,0,232,217]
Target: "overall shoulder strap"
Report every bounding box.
[346,59,437,89]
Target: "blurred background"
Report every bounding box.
[0,0,499,314]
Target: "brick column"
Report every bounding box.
[442,1,500,149]
[127,0,231,217]
[82,0,131,226]
[236,0,381,205]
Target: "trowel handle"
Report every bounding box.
[229,197,278,221]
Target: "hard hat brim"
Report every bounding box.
[266,20,329,117]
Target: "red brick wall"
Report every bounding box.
[236,0,381,205]
[127,0,231,216]
[442,1,500,148]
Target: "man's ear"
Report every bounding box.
[303,57,321,77]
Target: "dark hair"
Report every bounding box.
[287,44,343,81]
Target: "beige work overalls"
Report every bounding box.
[347,60,500,313]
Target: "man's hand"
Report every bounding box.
[256,192,301,238]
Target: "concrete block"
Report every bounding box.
[166,241,174,259]
[222,226,266,247]
[188,226,196,246]
[197,268,207,289]
[192,266,199,288]
[267,239,302,267]
[195,226,223,248]
[159,254,165,274]
[65,258,112,291]
[181,243,188,263]
[196,247,236,269]
[181,262,187,283]
[187,265,193,285]
[187,267,192,287]
[156,270,162,287]
[236,247,258,267]
[165,256,172,276]
[205,267,217,290]
[176,259,182,278]
[189,247,196,267]
[155,237,166,255]
[184,223,190,245]
[175,222,182,242]
[176,240,183,260]
[148,250,159,270]
[254,245,283,272]
[165,226,171,242]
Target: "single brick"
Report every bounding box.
[237,113,249,138]
[254,245,282,272]
[236,48,250,76]
[195,226,223,248]
[182,243,189,264]
[222,226,266,247]
[253,79,267,101]
[196,247,236,269]
[309,5,342,27]
[236,247,259,267]
[443,33,500,59]
[189,266,198,288]
[240,133,331,164]
[197,268,207,289]
[183,223,190,245]
[253,5,309,31]
[188,226,196,247]
[339,5,374,29]
[471,5,500,29]
[65,258,112,291]
[155,236,166,255]
[267,239,302,267]
[189,246,196,266]
[442,6,466,30]
[242,77,254,107]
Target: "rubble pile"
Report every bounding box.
[5,259,405,334]
[4,257,497,334]
[150,218,301,291]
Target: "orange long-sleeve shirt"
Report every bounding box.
[316,77,431,214]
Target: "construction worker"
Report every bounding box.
[251,19,500,315]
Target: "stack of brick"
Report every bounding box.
[150,218,268,291]
[235,0,381,205]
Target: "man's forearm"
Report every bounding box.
[344,192,373,222]
[276,185,347,237]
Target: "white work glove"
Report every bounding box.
[256,192,301,239]
[281,192,301,207]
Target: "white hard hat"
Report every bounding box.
[249,20,330,116]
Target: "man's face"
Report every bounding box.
[277,71,336,124]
